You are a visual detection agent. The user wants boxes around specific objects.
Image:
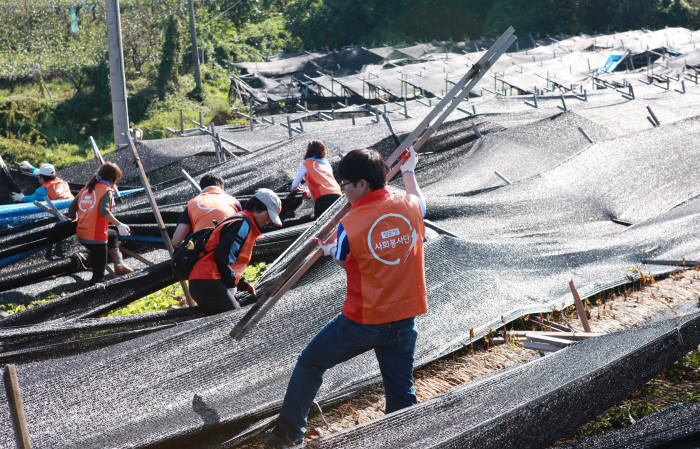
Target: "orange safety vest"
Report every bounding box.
[340,188,427,324]
[187,186,240,232]
[189,210,261,285]
[302,158,341,201]
[44,178,74,200]
[75,182,113,243]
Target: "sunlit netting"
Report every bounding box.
[0,28,699,448]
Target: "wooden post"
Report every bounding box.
[125,134,197,306]
[569,280,591,332]
[4,364,32,449]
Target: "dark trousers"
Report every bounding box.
[275,314,418,443]
[189,278,238,312]
[314,194,340,219]
[82,229,119,284]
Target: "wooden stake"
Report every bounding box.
[569,280,591,332]
[125,134,197,306]
[4,364,32,449]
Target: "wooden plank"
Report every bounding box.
[229,28,516,339]
[125,135,196,307]
[569,280,591,333]
[118,247,154,266]
[4,364,32,449]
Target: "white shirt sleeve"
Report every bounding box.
[290,162,307,190]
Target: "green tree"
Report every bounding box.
[156,15,181,100]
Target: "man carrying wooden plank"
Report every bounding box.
[264,147,426,448]
[172,174,242,247]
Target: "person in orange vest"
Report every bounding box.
[265,147,426,448]
[68,162,133,284]
[290,140,342,218]
[12,161,74,202]
[172,174,242,247]
[188,188,282,312]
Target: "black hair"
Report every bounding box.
[304,140,327,159]
[338,149,387,191]
[244,196,267,213]
[200,174,224,189]
[86,162,122,193]
[39,174,56,182]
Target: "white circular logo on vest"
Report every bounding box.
[312,160,333,176]
[53,182,70,197]
[367,213,417,265]
[78,190,97,212]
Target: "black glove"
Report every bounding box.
[237,278,256,297]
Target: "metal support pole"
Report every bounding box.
[179,109,184,134]
[181,169,201,193]
[187,0,202,93]
[647,106,661,126]
[286,116,292,138]
[105,0,130,151]
[494,170,511,185]
[578,127,593,144]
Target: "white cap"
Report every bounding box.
[254,188,282,227]
[36,163,56,177]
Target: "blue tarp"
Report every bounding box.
[601,54,624,73]
[0,188,143,229]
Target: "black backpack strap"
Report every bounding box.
[213,214,253,288]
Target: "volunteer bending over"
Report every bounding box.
[68,162,133,284]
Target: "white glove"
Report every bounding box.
[11,192,24,202]
[400,146,418,174]
[19,161,33,171]
[117,222,131,236]
[314,237,337,257]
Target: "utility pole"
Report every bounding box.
[104,0,130,150]
[187,0,202,93]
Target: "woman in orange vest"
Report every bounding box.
[188,188,282,312]
[68,162,133,284]
[266,147,426,447]
[290,140,341,218]
[12,161,74,202]
[172,174,241,247]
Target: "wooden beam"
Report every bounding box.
[4,364,32,449]
[523,341,561,352]
[118,247,154,266]
[569,280,591,333]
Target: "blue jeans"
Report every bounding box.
[275,314,418,443]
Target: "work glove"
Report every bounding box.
[314,237,337,257]
[237,278,256,297]
[116,222,131,236]
[400,146,418,174]
[11,192,24,202]
[19,161,33,171]
[293,187,310,199]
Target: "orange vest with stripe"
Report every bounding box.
[302,159,341,201]
[75,182,113,243]
[188,210,261,284]
[187,186,240,232]
[44,178,74,200]
[340,189,427,324]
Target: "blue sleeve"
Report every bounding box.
[23,187,48,203]
[334,222,350,261]
[177,206,192,226]
[228,220,251,279]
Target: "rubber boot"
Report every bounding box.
[109,248,134,275]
